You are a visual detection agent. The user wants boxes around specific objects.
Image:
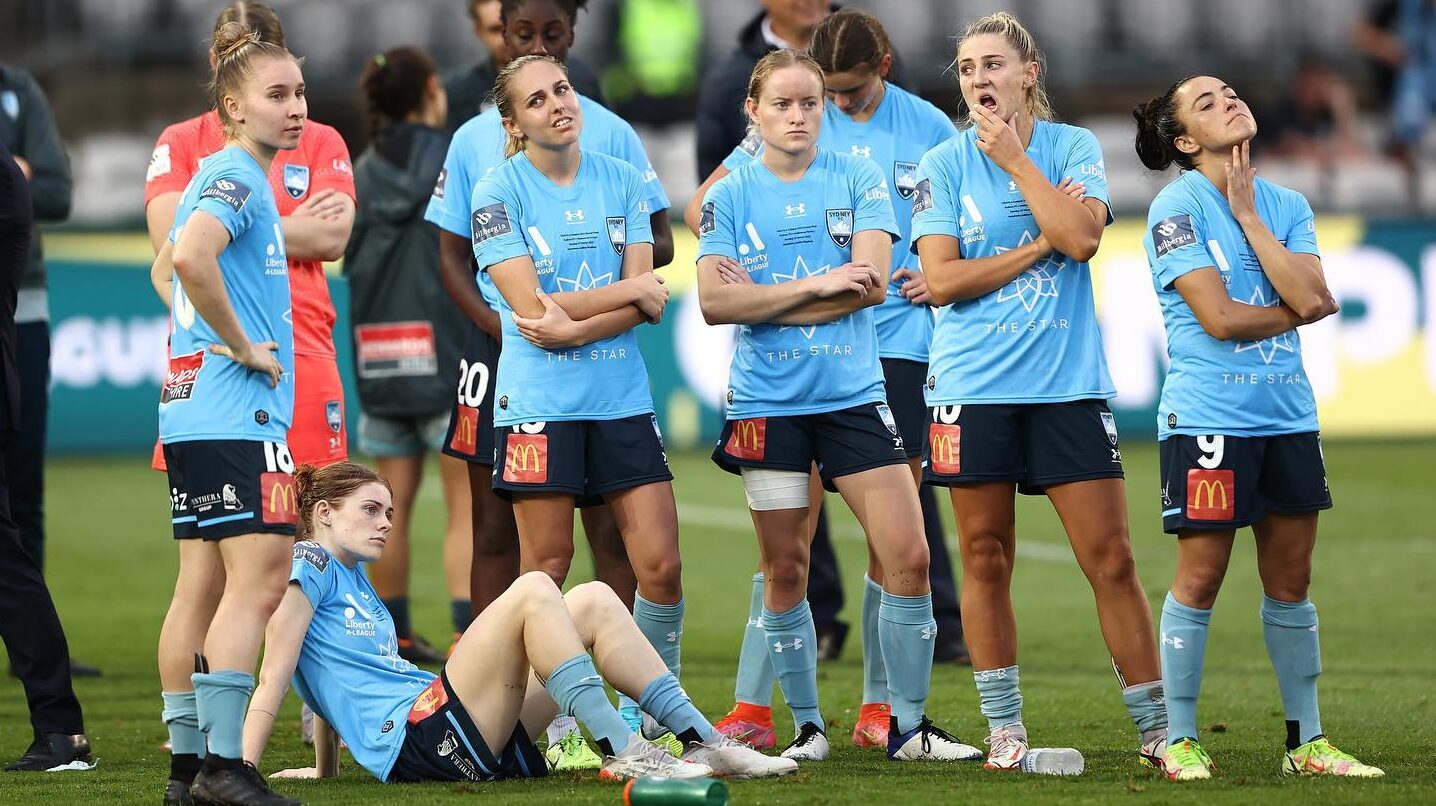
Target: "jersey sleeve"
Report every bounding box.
[1061,127,1113,225]
[289,541,337,608]
[850,157,899,242]
[1147,190,1216,290]
[470,174,530,270]
[909,148,960,253]
[695,177,738,260]
[611,121,671,212]
[190,167,260,242]
[308,126,356,198]
[622,164,654,246]
[146,124,198,201]
[424,131,474,237]
[1280,190,1320,257]
[721,133,762,172]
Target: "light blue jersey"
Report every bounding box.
[722,86,955,361]
[1143,170,1321,438]
[697,149,899,418]
[160,147,293,443]
[425,94,670,310]
[910,121,1115,405]
[471,150,655,426]
[289,540,435,782]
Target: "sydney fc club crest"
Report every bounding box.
[826,208,854,248]
[894,162,919,200]
[283,164,309,199]
[606,216,626,255]
[326,400,342,433]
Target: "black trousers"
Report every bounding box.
[806,483,963,637]
[6,321,46,568]
[0,435,83,740]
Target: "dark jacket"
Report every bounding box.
[443,56,606,135]
[0,64,71,323]
[344,123,467,418]
[0,140,29,433]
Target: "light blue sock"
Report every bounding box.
[734,573,776,707]
[1121,680,1169,734]
[638,672,714,743]
[633,594,684,678]
[878,590,934,734]
[1161,592,1212,745]
[1260,595,1323,747]
[861,577,889,705]
[974,665,1022,731]
[191,670,254,760]
[762,599,824,732]
[546,653,633,756]
[161,690,206,758]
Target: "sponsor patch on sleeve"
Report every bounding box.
[432,168,447,199]
[1152,214,1197,257]
[912,178,934,215]
[146,143,171,181]
[471,202,512,245]
[293,540,329,572]
[698,201,716,236]
[738,133,762,156]
[199,178,253,212]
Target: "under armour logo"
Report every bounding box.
[564,209,585,223]
[746,618,762,628]
[920,625,938,641]
[975,668,1008,682]
[1161,634,1185,650]
[785,202,805,216]
[665,630,682,643]
[850,145,871,158]
[772,638,803,653]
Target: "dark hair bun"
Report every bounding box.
[1132,99,1172,171]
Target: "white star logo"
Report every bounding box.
[1233,286,1295,364]
[555,261,612,291]
[993,230,1062,313]
[772,255,830,339]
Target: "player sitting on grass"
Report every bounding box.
[234,461,794,805]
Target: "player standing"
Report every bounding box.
[910,12,1167,769]
[1134,74,1382,781]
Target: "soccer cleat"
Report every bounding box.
[683,733,799,779]
[1282,737,1384,778]
[780,722,830,761]
[188,760,300,806]
[1162,738,1215,781]
[396,634,448,665]
[982,724,1029,770]
[852,703,891,748]
[888,716,984,762]
[164,778,194,806]
[4,733,96,772]
[713,703,777,750]
[544,728,604,771]
[638,711,686,758]
[598,736,713,782]
[1139,730,1168,771]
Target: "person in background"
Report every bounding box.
[0,61,100,678]
[349,47,475,658]
[1256,57,1367,165]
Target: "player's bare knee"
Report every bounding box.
[564,581,622,625]
[884,534,930,582]
[1081,538,1139,590]
[961,533,1011,585]
[1174,566,1226,609]
[763,555,808,597]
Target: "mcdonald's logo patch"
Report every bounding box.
[450,405,479,455]
[928,423,961,475]
[261,472,298,525]
[725,418,767,461]
[1186,469,1235,521]
[503,433,549,483]
[407,676,449,724]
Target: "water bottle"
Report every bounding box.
[1019,747,1085,776]
[623,777,729,806]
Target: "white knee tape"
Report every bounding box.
[740,467,811,511]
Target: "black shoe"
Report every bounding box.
[5,733,94,772]
[164,777,194,806]
[190,759,300,806]
[815,621,849,662]
[933,637,971,666]
[396,634,448,665]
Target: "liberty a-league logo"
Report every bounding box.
[283,164,310,199]
[894,162,919,200]
[826,208,854,248]
[606,216,626,255]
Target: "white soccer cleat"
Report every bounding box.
[779,722,830,761]
[887,717,984,762]
[683,733,799,779]
[1139,730,1168,771]
[982,724,1029,770]
[598,736,713,782]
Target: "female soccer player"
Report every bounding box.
[688,9,965,752]
[910,12,1167,770]
[348,47,474,655]
[148,21,304,806]
[243,462,795,787]
[425,0,672,768]
[697,48,979,764]
[1134,74,1381,781]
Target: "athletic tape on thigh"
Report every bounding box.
[740,467,810,511]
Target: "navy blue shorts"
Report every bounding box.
[1159,432,1332,535]
[712,401,909,482]
[164,439,298,540]
[491,413,672,501]
[881,359,928,459]
[442,323,499,466]
[388,674,547,783]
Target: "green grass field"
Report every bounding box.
[2,442,1433,804]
